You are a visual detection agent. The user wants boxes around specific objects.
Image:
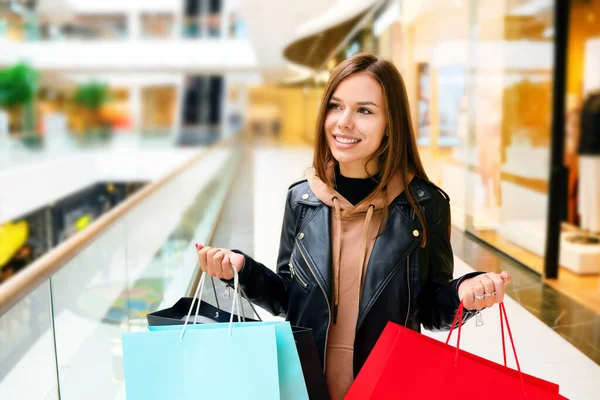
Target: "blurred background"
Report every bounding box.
[0,0,599,399]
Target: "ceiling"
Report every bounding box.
[238,0,346,82]
[34,0,378,82]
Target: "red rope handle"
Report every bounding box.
[445,301,464,345]
[500,304,507,367]
[445,301,465,365]
[500,303,526,393]
[446,302,527,394]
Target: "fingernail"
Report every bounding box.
[195,243,202,250]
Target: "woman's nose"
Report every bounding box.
[337,110,354,130]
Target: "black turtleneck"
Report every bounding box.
[334,166,380,206]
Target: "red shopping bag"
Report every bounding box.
[345,303,566,399]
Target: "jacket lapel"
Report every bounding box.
[296,196,332,297]
[357,203,421,327]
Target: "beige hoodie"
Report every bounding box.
[307,164,405,400]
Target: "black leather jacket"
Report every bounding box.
[232,176,480,376]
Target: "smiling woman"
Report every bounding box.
[196,53,511,400]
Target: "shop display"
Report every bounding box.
[416,63,431,143]
[576,92,600,238]
[0,181,145,284]
[437,66,465,145]
[0,206,48,284]
[0,220,28,267]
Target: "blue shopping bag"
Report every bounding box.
[146,321,309,399]
[122,267,309,400]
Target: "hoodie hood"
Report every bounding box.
[307,164,405,213]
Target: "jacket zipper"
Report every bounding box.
[404,255,411,327]
[356,239,420,331]
[296,238,331,374]
[288,261,308,287]
[405,207,415,327]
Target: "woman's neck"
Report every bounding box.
[338,159,380,179]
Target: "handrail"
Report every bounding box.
[0,139,231,316]
[185,142,245,297]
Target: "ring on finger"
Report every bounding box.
[484,292,496,297]
[474,294,486,300]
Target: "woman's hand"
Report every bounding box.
[196,244,245,280]
[457,271,512,311]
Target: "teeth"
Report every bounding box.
[335,136,359,144]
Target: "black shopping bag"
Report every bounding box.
[147,295,330,399]
[292,326,331,400]
[147,297,259,325]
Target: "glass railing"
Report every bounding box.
[0,140,241,399]
[0,131,212,172]
[0,15,240,42]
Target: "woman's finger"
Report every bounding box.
[206,247,221,277]
[221,254,233,280]
[198,246,210,271]
[213,250,225,278]
[488,273,505,303]
[473,280,485,310]
[479,276,496,308]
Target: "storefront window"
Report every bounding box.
[369,0,557,275]
[551,0,600,299]
[466,0,554,273]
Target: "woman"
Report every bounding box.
[197,53,511,399]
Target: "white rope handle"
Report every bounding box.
[229,266,241,338]
[180,265,241,341]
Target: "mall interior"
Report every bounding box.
[0,0,599,398]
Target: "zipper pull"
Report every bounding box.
[224,286,231,299]
[475,310,483,327]
[289,263,295,278]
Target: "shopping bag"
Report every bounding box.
[123,268,309,400]
[345,303,566,399]
[290,326,331,400]
[123,322,281,399]
[147,296,260,326]
[147,277,329,399]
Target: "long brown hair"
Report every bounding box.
[313,53,430,245]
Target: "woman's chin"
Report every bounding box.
[331,153,358,165]
[329,148,357,164]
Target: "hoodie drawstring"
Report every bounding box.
[332,197,376,324]
[332,197,342,324]
[358,205,375,300]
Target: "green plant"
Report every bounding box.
[0,63,38,108]
[73,81,112,110]
[73,81,113,138]
[0,63,39,138]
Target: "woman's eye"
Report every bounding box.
[327,103,340,110]
[358,107,372,115]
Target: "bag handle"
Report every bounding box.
[207,275,263,323]
[445,302,526,394]
[180,265,241,340]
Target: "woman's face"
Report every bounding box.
[324,72,387,177]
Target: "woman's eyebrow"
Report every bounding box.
[331,96,379,107]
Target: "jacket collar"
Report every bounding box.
[295,177,432,207]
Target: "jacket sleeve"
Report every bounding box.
[419,195,482,331]
[226,189,297,317]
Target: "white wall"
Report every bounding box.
[0,39,258,73]
[584,38,600,95]
[40,0,182,14]
[0,148,201,224]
